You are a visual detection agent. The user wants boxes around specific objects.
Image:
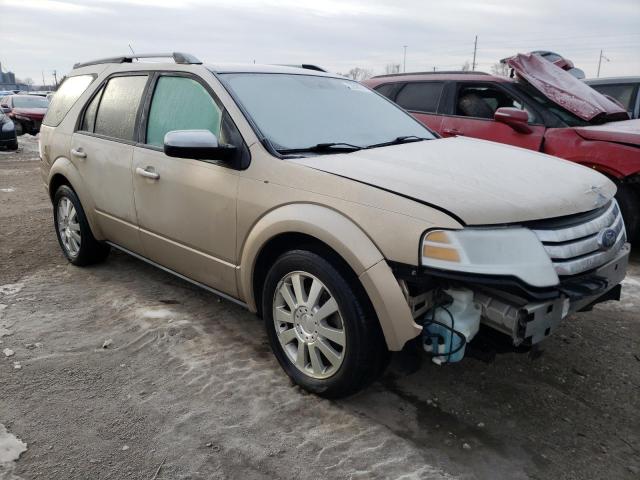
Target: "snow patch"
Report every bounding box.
[0,188,15,193]
[0,424,27,464]
[0,284,24,297]
[139,308,173,319]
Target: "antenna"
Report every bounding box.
[128,44,138,60]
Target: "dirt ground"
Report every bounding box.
[1,135,639,480]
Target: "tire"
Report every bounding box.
[8,139,18,151]
[616,183,639,243]
[262,249,390,398]
[53,185,110,266]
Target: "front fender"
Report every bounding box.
[48,157,104,239]
[238,203,421,351]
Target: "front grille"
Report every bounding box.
[529,201,626,276]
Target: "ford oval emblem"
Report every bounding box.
[596,228,617,251]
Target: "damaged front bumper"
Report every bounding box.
[463,243,629,346]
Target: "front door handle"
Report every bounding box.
[70,147,87,158]
[442,128,464,136]
[136,166,160,180]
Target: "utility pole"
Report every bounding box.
[52,70,58,88]
[596,49,610,78]
[472,35,478,71]
[403,45,408,73]
[42,70,46,88]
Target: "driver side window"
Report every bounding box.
[456,84,538,123]
[146,76,223,148]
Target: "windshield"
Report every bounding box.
[13,96,49,109]
[219,73,434,152]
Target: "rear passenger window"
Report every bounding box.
[146,76,222,147]
[395,82,444,113]
[43,74,95,127]
[94,75,148,141]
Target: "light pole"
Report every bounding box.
[403,45,408,73]
[597,50,610,78]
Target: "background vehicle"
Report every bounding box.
[585,77,640,119]
[39,53,629,398]
[0,94,49,135]
[0,111,18,150]
[364,54,640,241]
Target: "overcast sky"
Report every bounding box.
[2,0,639,85]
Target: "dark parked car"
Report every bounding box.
[0,112,18,150]
[0,94,49,135]
[364,53,640,241]
[585,77,640,119]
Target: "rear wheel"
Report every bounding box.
[616,183,639,243]
[263,250,389,398]
[53,185,110,266]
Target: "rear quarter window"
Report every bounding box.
[43,74,95,127]
[395,82,444,113]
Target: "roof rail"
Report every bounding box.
[372,70,489,79]
[278,64,328,72]
[73,52,202,69]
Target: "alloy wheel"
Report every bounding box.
[273,271,346,379]
[57,196,81,257]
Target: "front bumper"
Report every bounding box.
[475,243,630,345]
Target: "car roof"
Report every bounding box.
[364,72,513,86]
[584,76,640,85]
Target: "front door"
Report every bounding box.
[441,82,545,151]
[71,73,149,252]
[132,73,239,295]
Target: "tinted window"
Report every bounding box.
[375,83,399,100]
[220,73,433,151]
[395,82,444,113]
[590,84,636,112]
[94,75,147,141]
[43,75,94,127]
[456,84,539,123]
[146,76,222,147]
[80,87,103,132]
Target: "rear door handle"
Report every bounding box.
[442,128,464,136]
[136,166,160,180]
[70,147,87,158]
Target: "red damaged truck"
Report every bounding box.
[364,53,640,241]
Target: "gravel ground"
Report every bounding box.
[1,135,639,480]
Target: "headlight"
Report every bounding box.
[1,120,14,132]
[421,228,558,288]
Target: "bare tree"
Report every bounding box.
[343,67,373,81]
[461,61,471,72]
[384,63,401,75]
[490,62,509,76]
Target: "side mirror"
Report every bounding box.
[163,130,237,161]
[494,107,531,134]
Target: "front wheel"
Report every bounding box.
[262,250,389,398]
[53,185,110,266]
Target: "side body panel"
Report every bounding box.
[543,128,640,179]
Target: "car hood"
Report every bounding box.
[290,137,616,225]
[573,119,640,146]
[12,107,47,118]
[506,53,628,122]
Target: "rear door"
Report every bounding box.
[376,81,445,133]
[71,73,149,252]
[441,81,545,151]
[131,72,239,295]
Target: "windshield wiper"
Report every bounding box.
[278,142,363,154]
[365,135,430,149]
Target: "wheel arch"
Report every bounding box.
[239,203,421,351]
[48,157,104,239]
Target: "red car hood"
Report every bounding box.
[13,107,46,120]
[573,119,640,146]
[506,53,628,122]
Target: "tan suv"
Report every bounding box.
[40,53,630,398]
